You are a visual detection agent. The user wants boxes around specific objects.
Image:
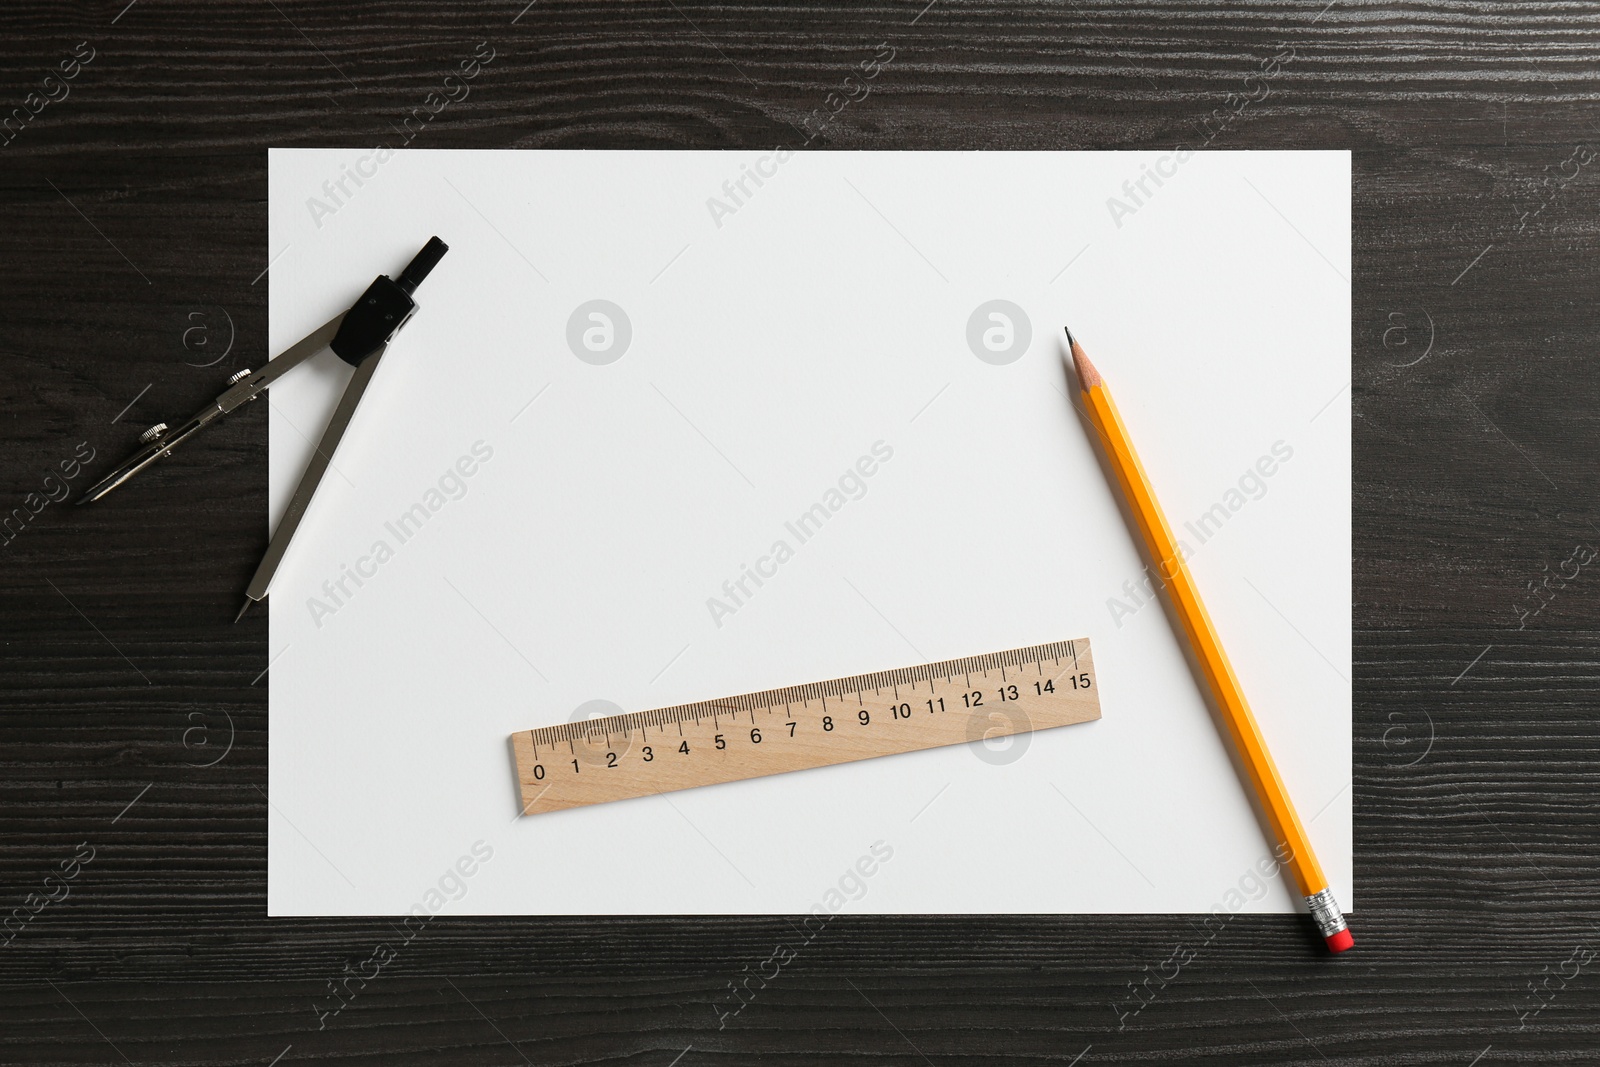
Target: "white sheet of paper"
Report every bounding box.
[266,148,1350,916]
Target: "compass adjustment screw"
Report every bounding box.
[139,423,169,445]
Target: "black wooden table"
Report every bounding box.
[3,2,1597,1063]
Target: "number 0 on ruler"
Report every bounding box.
[512,638,1101,816]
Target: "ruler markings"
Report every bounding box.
[513,638,1101,816]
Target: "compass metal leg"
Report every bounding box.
[237,347,387,618]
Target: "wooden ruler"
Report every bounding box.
[512,638,1100,816]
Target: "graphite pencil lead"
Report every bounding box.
[1063,327,1101,391]
[234,597,254,624]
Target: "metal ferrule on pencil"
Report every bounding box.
[1304,888,1348,938]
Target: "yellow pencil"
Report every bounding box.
[1066,327,1352,953]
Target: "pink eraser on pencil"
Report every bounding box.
[1325,928,1354,953]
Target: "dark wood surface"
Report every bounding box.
[3,1,1598,1063]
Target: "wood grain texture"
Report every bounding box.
[1,0,1598,1064]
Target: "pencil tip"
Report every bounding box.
[234,598,254,624]
[1063,327,1102,390]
